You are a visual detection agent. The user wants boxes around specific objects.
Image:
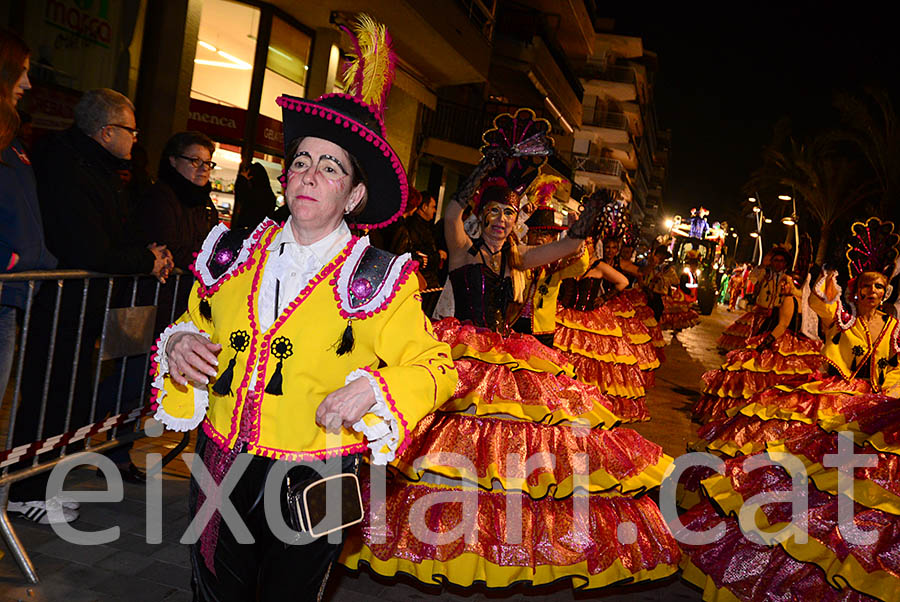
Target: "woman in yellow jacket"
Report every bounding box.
[151,16,457,600]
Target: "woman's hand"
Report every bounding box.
[166,332,221,387]
[315,377,376,433]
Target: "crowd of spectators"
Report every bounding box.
[1,26,447,525]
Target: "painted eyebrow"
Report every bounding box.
[294,151,348,175]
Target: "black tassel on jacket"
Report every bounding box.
[211,330,250,396]
[199,299,212,321]
[211,356,237,396]
[264,336,293,395]
[265,360,284,395]
[336,320,355,356]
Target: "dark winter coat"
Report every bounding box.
[0,140,57,308]
[135,160,219,270]
[32,127,154,274]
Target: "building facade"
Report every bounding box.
[2,0,668,234]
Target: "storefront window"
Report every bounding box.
[259,16,312,120]
[190,0,260,109]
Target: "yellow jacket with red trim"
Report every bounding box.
[150,222,457,462]
[809,277,900,393]
[526,247,590,335]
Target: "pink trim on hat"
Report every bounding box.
[276,95,407,229]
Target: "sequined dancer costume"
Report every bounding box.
[679,218,900,601]
[340,261,681,590]
[554,271,656,408]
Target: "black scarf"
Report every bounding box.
[158,159,212,207]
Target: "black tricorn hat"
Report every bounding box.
[525,207,566,231]
[277,93,407,230]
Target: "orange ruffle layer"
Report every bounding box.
[739,376,874,423]
[447,357,618,425]
[556,307,622,336]
[351,481,682,581]
[555,326,659,368]
[393,412,667,496]
[561,351,648,403]
[434,317,573,374]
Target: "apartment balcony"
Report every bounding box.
[581,110,629,145]
[563,153,626,191]
[580,65,638,103]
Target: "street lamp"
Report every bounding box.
[778,194,792,201]
[749,232,759,238]
[752,206,761,213]
[764,217,772,223]
[782,216,796,226]
[664,218,674,230]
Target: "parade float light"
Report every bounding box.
[665,218,674,229]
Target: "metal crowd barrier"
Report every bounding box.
[0,269,193,583]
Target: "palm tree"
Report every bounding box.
[832,88,900,222]
[746,134,874,265]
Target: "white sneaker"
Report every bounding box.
[7,499,79,524]
[49,494,80,510]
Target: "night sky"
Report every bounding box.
[611,2,900,220]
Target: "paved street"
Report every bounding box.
[0,309,735,601]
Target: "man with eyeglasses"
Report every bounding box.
[9,89,177,513]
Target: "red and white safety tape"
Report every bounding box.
[0,406,151,469]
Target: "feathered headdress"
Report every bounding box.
[480,108,554,194]
[526,174,566,207]
[598,198,630,243]
[524,174,567,231]
[340,14,396,119]
[846,217,900,280]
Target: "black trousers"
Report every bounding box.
[189,430,356,602]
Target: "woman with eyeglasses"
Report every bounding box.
[135,130,219,270]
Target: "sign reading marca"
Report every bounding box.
[45,0,114,48]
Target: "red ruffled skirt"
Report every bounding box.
[659,290,699,331]
[678,501,880,602]
[554,306,654,400]
[341,479,681,590]
[682,372,900,601]
[341,316,679,591]
[693,331,824,422]
[716,307,771,351]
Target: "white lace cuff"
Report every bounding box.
[152,321,211,432]
[346,368,399,465]
[813,272,842,304]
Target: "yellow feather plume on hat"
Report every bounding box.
[526,174,567,207]
[340,14,396,118]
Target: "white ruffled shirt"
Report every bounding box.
[158,219,399,464]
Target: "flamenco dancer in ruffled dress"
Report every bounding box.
[716,246,793,352]
[692,239,825,423]
[597,210,665,376]
[612,227,668,359]
[659,249,701,332]
[341,112,681,591]
[678,217,900,601]
[553,204,660,404]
